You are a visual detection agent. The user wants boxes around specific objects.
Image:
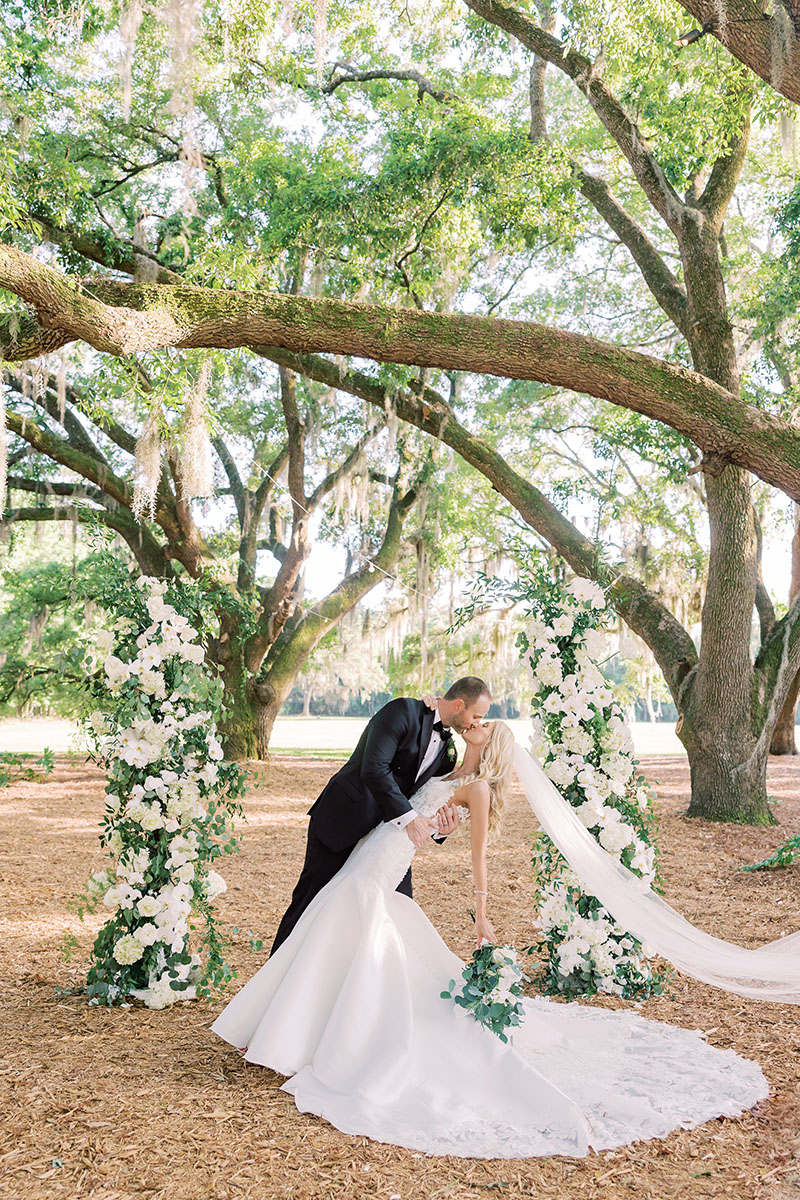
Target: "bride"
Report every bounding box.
[210,718,774,1158]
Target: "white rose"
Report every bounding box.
[96,629,115,653]
[137,894,163,918]
[106,829,123,855]
[575,800,602,828]
[146,595,174,623]
[139,804,165,832]
[132,922,160,946]
[181,642,205,664]
[103,885,123,909]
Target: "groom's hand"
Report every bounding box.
[405,814,437,848]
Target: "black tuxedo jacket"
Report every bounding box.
[307,697,456,852]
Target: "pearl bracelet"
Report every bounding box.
[473,889,488,895]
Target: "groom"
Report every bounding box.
[270,676,492,954]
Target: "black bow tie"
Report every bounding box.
[432,719,452,739]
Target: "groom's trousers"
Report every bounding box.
[269,825,412,956]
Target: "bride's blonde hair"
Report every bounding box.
[470,720,516,836]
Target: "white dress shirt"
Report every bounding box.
[390,703,445,830]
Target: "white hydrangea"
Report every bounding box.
[559,726,593,756]
[138,669,167,698]
[204,870,227,900]
[113,934,145,965]
[599,818,637,856]
[544,756,575,788]
[579,627,606,658]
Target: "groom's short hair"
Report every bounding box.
[444,676,492,704]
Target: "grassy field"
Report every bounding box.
[0,715,687,758]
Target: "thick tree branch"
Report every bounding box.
[3,503,170,575]
[29,209,182,284]
[573,167,690,337]
[5,370,111,465]
[4,248,800,498]
[5,408,132,508]
[255,344,699,698]
[675,1,800,106]
[4,406,204,572]
[6,475,106,505]
[211,435,246,523]
[696,106,752,226]
[462,0,684,231]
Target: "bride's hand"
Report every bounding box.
[434,803,461,836]
[475,916,497,949]
[421,692,436,710]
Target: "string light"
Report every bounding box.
[674,13,770,48]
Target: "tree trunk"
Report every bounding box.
[675,202,776,823]
[216,651,260,761]
[679,683,775,824]
[770,676,800,756]
[684,735,773,824]
[770,502,800,755]
[251,677,287,760]
[302,688,312,717]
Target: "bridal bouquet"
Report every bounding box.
[441,944,529,1043]
[77,559,247,1009]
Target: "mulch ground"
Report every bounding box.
[2,753,800,1200]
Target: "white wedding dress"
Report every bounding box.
[211,776,768,1159]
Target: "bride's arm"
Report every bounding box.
[466,781,497,948]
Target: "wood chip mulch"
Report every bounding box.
[2,753,799,1200]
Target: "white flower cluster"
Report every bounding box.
[489,945,527,1004]
[524,575,659,998]
[100,579,205,699]
[85,575,234,1010]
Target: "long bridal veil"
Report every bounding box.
[513,743,800,1004]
